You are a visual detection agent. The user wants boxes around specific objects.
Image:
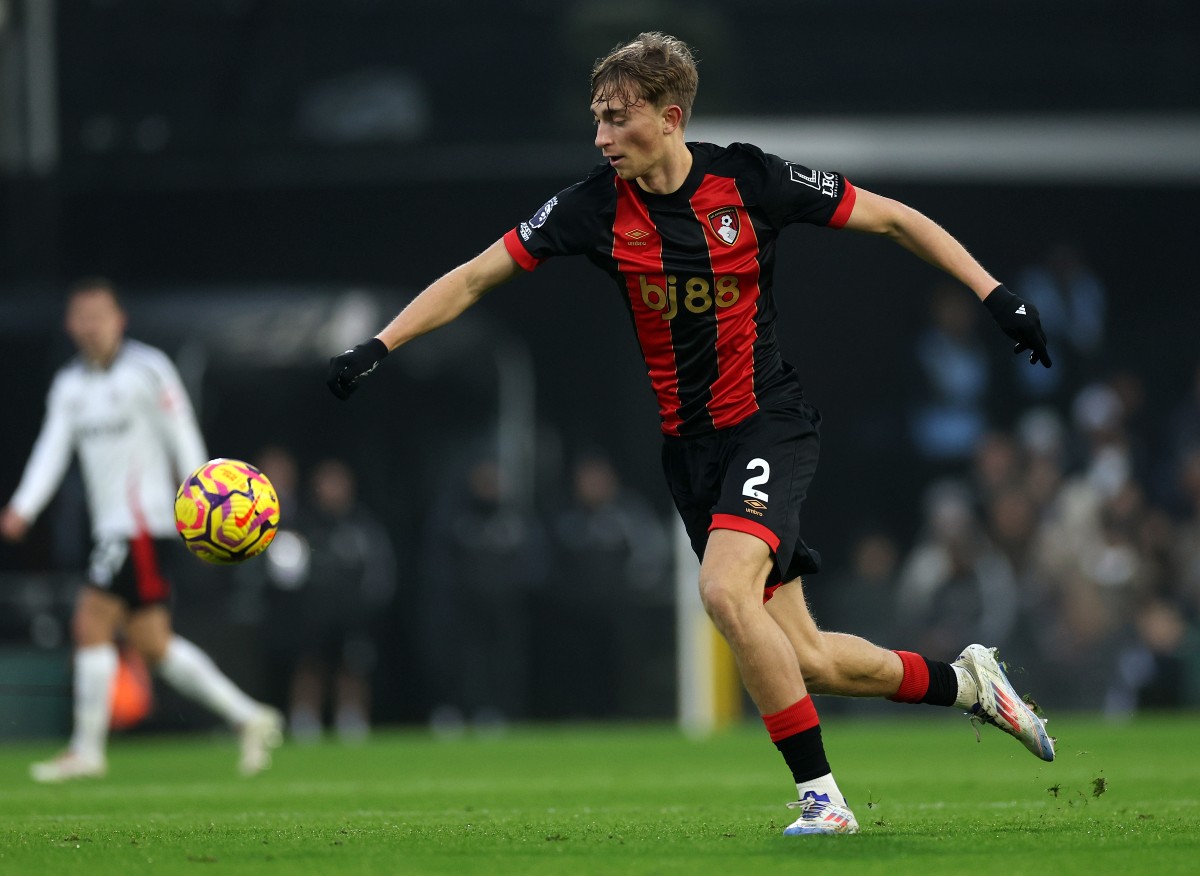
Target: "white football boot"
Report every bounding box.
[954,644,1055,762]
[30,750,108,783]
[782,792,860,836]
[239,706,284,776]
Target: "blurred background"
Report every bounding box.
[2,0,1199,742]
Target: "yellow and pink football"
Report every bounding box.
[174,458,281,564]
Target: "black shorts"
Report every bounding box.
[661,399,822,589]
[86,534,180,609]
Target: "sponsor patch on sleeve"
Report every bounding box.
[528,196,559,228]
[787,164,840,199]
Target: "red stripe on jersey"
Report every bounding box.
[503,228,542,271]
[709,512,781,552]
[611,178,684,435]
[690,176,762,429]
[827,180,857,229]
[130,532,169,603]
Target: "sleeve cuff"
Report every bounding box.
[502,228,542,271]
[826,179,857,229]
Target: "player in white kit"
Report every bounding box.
[1,278,283,782]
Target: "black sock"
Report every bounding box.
[775,724,831,784]
[923,659,958,707]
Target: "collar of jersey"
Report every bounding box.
[630,143,709,208]
[82,340,127,373]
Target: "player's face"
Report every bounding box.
[592,94,670,182]
[65,288,126,366]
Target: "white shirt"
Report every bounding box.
[9,338,208,540]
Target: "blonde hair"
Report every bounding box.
[590,32,699,128]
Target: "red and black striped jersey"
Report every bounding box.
[503,141,856,436]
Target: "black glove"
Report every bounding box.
[327,338,389,399]
[982,284,1052,368]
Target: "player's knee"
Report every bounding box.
[126,623,171,666]
[131,635,169,667]
[697,576,752,638]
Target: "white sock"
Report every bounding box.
[796,773,849,809]
[157,636,259,727]
[70,643,118,761]
[953,664,979,710]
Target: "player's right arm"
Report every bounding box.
[327,238,523,399]
[2,375,75,541]
[377,238,522,351]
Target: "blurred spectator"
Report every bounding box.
[540,451,670,718]
[232,444,302,626]
[1159,361,1200,515]
[256,446,302,520]
[241,446,307,704]
[1168,362,1200,461]
[1029,383,1158,708]
[555,452,670,595]
[1014,406,1068,512]
[1064,378,1155,497]
[988,415,1068,667]
[971,431,1023,507]
[1106,598,1199,716]
[1135,504,1181,603]
[422,455,549,733]
[1068,381,1127,469]
[895,479,1019,657]
[985,484,1041,585]
[809,529,901,649]
[1174,447,1200,617]
[907,281,993,467]
[260,457,397,742]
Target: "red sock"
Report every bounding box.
[888,650,930,703]
[888,650,958,706]
[763,696,830,785]
[762,695,820,742]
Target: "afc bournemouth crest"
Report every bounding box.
[707,207,740,246]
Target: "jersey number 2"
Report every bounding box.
[742,458,770,501]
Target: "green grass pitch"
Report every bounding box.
[1,713,1197,875]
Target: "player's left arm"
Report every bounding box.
[840,187,997,299]
[840,187,1051,367]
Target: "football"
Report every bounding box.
[174,458,281,564]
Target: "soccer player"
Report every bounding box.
[327,33,1055,835]
[1,278,284,782]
